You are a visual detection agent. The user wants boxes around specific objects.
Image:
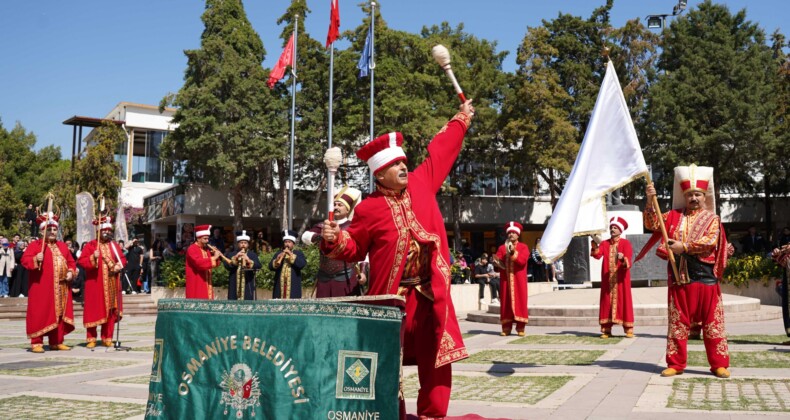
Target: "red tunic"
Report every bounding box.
[495,242,530,325]
[78,240,126,327]
[591,237,634,328]
[21,240,77,339]
[186,243,219,299]
[323,115,470,368]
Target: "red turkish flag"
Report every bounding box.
[267,34,295,89]
[326,0,340,48]
[242,379,253,399]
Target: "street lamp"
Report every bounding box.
[646,0,687,30]
[647,15,667,29]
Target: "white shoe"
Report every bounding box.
[132,291,138,295]
[491,298,499,304]
[122,291,127,295]
[479,298,486,304]
[19,294,25,298]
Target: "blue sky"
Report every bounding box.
[0,0,785,155]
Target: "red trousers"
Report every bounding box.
[400,288,451,418]
[31,320,68,347]
[666,282,729,372]
[87,310,118,341]
[502,321,526,334]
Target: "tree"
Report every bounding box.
[69,122,124,204]
[0,119,69,235]
[502,25,579,207]
[642,0,776,212]
[161,0,286,232]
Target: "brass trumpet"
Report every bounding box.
[206,244,234,264]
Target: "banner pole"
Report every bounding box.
[645,173,681,282]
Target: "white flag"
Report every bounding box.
[115,195,129,244]
[75,192,96,246]
[537,61,648,263]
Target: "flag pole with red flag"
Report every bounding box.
[326,0,340,219]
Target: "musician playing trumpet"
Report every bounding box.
[185,224,221,299]
[493,221,530,337]
[268,230,306,299]
[224,231,261,301]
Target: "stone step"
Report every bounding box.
[0,294,157,320]
[467,288,783,327]
[466,304,783,326]
[483,298,762,317]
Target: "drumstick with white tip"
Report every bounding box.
[432,44,466,103]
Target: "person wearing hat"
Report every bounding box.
[269,230,306,299]
[493,221,530,337]
[77,216,126,348]
[321,99,474,418]
[591,216,635,339]
[642,164,731,378]
[303,186,366,298]
[21,212,77,352]
[0,238,15,298]
[224,230,262,300]
[185,224,221,299]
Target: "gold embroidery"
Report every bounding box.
[666,296,688,356]
[704,296,727,340]
[439,332,455,355]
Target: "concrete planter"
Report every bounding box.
[721,280,781,307]
[152,286,316,301]
[152,281,559,314]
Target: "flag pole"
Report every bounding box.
[327,45,335,212]
[367,1,376,193]
[288,14,299,231]
[645,172,681,282]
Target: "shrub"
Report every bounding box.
[160,244,321,290]
[722,253,783,288]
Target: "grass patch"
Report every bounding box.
[403,374,573,404]
[509,334,623,345]
[461,333,476,339]
[131,346,154,352]
[111,375,151,385]
[0,357,140,377]
[669,378,790,411]
[726,335,790,345]
[687,350,790,369]
[0,395,145,418]
[461,349,605,366]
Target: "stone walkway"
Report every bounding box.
[1,308,789,419]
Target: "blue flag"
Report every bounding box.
[357,25,373,78]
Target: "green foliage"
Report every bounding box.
[642,0,777,201]
[0,119,69,236]
[161,0,287,231]
[722,254,783,288]
[159,245,321,291]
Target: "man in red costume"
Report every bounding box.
[321,100,474,419]
[78,216,126,348]
[21,213,77,353]
[642,164,730,378]
[493,221,529,337]
[591,216,634,338]
[186,224,221,299]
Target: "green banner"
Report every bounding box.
[146,298,402,419]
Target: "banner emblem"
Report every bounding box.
[220,363,261,418]
[336,350,378,400]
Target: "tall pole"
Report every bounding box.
[367,2,376,192]
[327,42,335,215]
[288,15,299,231]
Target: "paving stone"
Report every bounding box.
[0,395,145,419]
